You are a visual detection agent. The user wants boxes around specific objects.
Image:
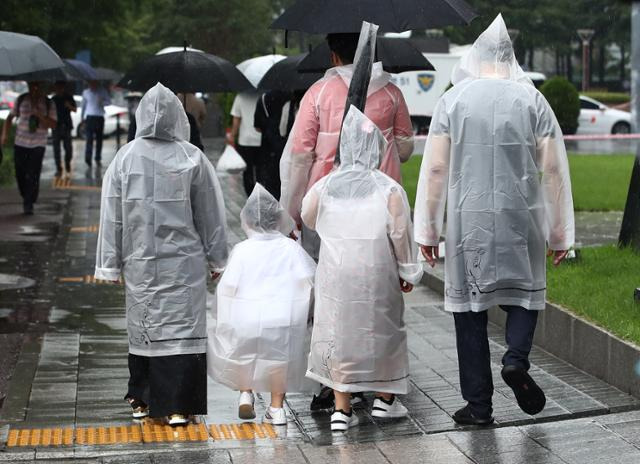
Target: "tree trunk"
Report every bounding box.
[620,44,626,86]
[567,53,573,83]
[598,43,606,87]
[528,47,535,70]
[556,49,561,76]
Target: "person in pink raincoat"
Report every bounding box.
[280,33,414,259]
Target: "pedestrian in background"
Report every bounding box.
[228,91,263,196]
[51,81,77,176]
[414,15,575,426]
[82,80,110,167]
[0,81,57,215]
[95,83,228,426]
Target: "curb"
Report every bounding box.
[421,267,640,399]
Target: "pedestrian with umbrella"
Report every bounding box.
[0,31,65,215]
[51,80,77,177]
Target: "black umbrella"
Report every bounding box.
[298,37,433,74]
[0,31,65,79]
[271,0,477,34]
[118,50,252,93]
[94,67,123,83]
[258,54,323,91]
[64,59,98,80]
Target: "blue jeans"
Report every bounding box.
[84,116,104,164]
[453,306,539,417]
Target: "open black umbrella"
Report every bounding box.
[118,50,252,93]
[271,0,477,34]
[0,31,65,79]
[64,59,98,80]
[298,37,434,74]
[94,67,123,83]
[258,54,323,91]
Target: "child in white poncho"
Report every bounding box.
[208,183,316,425]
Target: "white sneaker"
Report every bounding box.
[371,396,408,419]
[263,407,287,426]
[330,410,359,432]
[238,392,256,420]
[167,414,189,426]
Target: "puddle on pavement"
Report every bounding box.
[0,273,36,291]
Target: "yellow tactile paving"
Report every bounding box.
[70,224,99,233]
[6,422,278,448]
[52,177,101,192]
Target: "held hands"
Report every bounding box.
[420,245,439,268]
[547,249,569,267]
[211,271,221,281]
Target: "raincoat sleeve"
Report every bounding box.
[280,89,318,224]
[191,152,229,272]
[413,99,451,247]
[388,186,423,284]
[535,94,575,250]
[300,182,322,231]
[94,160,122,281]
[392,88,415,163]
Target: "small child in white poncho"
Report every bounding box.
[207,183,316,426]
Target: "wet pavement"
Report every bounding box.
[1,137,640,462]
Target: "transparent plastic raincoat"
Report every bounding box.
[414,15,575,313]
[208,184,316,393]
[95,83,229,357]
[302,106,423,394]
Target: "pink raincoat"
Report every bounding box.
[280,63,414,224]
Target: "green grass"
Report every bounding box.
[402,153,635,212]
[581,91,630,105]
[547,245,640,345]
[0,119,14,187]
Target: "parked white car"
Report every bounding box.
[71,95,129,139]
[577,95,631,135]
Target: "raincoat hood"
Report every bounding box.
[329,62,390,97]
[135,82,190,141]
[240,183,295,237]
[339,105,387,170]
[452,14,530,85]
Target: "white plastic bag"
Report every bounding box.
[216,144,247,174]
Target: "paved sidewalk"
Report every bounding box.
[1,138,640,463]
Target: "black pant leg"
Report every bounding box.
[13,145,29,200]
[28,147,45,204]
[52,129,62,170]
[85,117,94,163]
[95,117,104,161]
[148,353,207,418]
[63,130,73,168]
[500,306,539,371]
[237,145,257,196]
[126,354,150,405]
[453,311,493,417]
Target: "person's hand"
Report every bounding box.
[288,231,298,241]
[547,249,568,267]
[420,245,439,268]
[211,271,221,280]
[400,279,413,293]
[296,222,302,231]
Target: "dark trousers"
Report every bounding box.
[258,151,282,200]
[84,116,104,164]
[126,353,207,418]
[52,126,73,171]
[453,306,538,417]
[236,145,263,196]
[13,145,45,206]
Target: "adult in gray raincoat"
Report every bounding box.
[414,15,574,426]
[95,83,228,424]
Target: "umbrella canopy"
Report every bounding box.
[65,59,98,80]
[237,54,286,88]
[94,67,123,83]
[271,0,477,33]
[118,50,252,93]
[0,31,65,79]
[258,54,323,91]
[298,37,433,74]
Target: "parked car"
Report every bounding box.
[577,95,631,135]
[71,95,130,139]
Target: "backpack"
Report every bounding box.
[15,93,52,119]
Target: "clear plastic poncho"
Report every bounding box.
[95,83,229,357]
[302,106,423,394]
[414,14,575,313]
[208,184,316,393]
